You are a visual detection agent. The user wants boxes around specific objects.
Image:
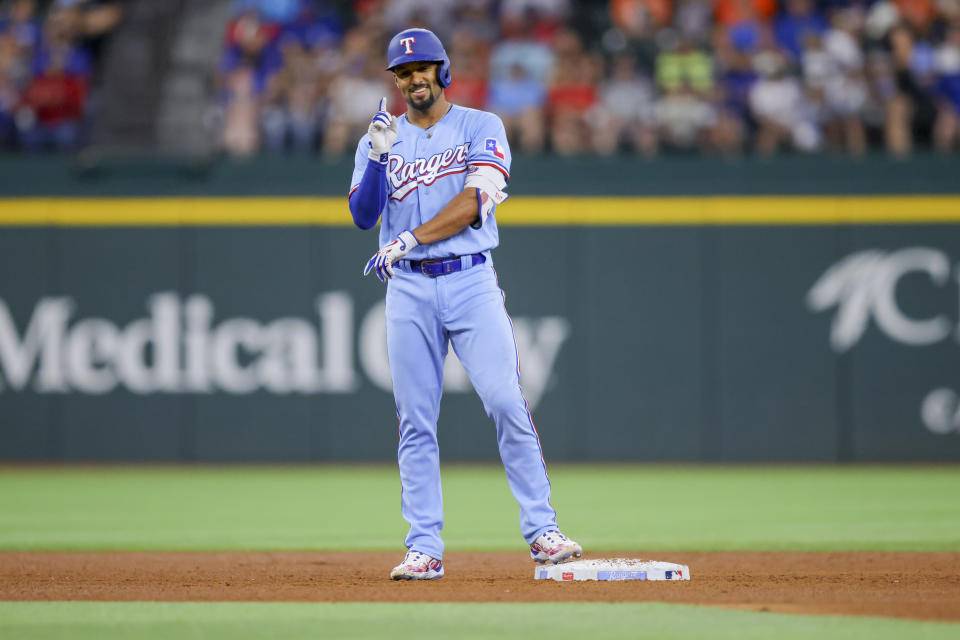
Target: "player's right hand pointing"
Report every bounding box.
[367,97,398,163]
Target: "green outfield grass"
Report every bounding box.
[0,465,958,551]
[2,465,959,639]
[0,602,958,640]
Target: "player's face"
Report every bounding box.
[392,61,442,111]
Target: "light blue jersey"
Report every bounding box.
[350,104,511,259]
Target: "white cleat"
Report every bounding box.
[530,530,583,564]
[390,550,444,580]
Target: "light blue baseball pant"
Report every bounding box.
[385,260,558,560]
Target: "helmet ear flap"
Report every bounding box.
[438,59,451,88]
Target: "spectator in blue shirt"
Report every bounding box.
[487,62,547,153]
[0,0,40,55]
[289,0,342,53]
[934,22,960,152]
[774,0,828,62]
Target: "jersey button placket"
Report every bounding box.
[414,131,429,228]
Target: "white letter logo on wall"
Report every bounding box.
[0,293,569,411]
[806,247,959,435]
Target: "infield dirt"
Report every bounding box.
[2,551,958,622]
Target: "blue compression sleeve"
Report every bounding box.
[349,159,388,230]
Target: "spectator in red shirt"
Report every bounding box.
[443,30,489,111]
[16,5,90,152]
[547,29,601,154]
[17,47,87,151]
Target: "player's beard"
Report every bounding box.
[406,82,439,112]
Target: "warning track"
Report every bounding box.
[2,551,958,621]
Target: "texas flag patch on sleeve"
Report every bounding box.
[484,137,505,160]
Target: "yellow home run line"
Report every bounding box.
[0,196,959,225]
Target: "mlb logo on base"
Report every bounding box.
[484,138,505,160]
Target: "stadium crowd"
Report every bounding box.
[0,0,122,152]
[215,0,960,158]
[3,0,959,157]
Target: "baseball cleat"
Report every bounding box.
[390,550,444,580]
[530,530,582,564]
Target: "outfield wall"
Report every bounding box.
[1,192,959,462]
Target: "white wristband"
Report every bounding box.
[398,230,419,250]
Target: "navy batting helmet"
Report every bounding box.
[386,28,451,88]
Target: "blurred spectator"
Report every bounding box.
[0,0,35,129]
[718,50,757,120]
[862,49,896,145]
[489,11,555,84]
[255,2,343,153]
[818,9,868,154]
[220,65,259,156]
[749,51,821,153]
[933,21,960,151]
[674,0,712,44]
[30,3,92,78]
[719,2,767,57]
[289,0,342,50]
[221,5,283,80]
[260,34,323,153]
[0,32,21,148]
[487,62,546,153]
[886,23,940,155]
[713,48,756,154]
[445,29,489,111]
[655,83,716,151]
[0,0,40,56]
[773,0,828,63]
[592,53,656,155]
[322,29,389,156]
[610,0,672,37]
[217,3,285,156]
[16,50,88,153]
[15,4,91,152]
[0,0,124,153]
[656,36,713,94]
[500,0,570,42]
[68,0,124,73]
[802,33,860,154]
[547,28,600,154]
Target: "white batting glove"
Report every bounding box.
[368,96,398,163]
[363,230,419,282]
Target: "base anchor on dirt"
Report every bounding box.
[534,558,690,581]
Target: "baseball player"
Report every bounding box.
[348,28,581,580]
